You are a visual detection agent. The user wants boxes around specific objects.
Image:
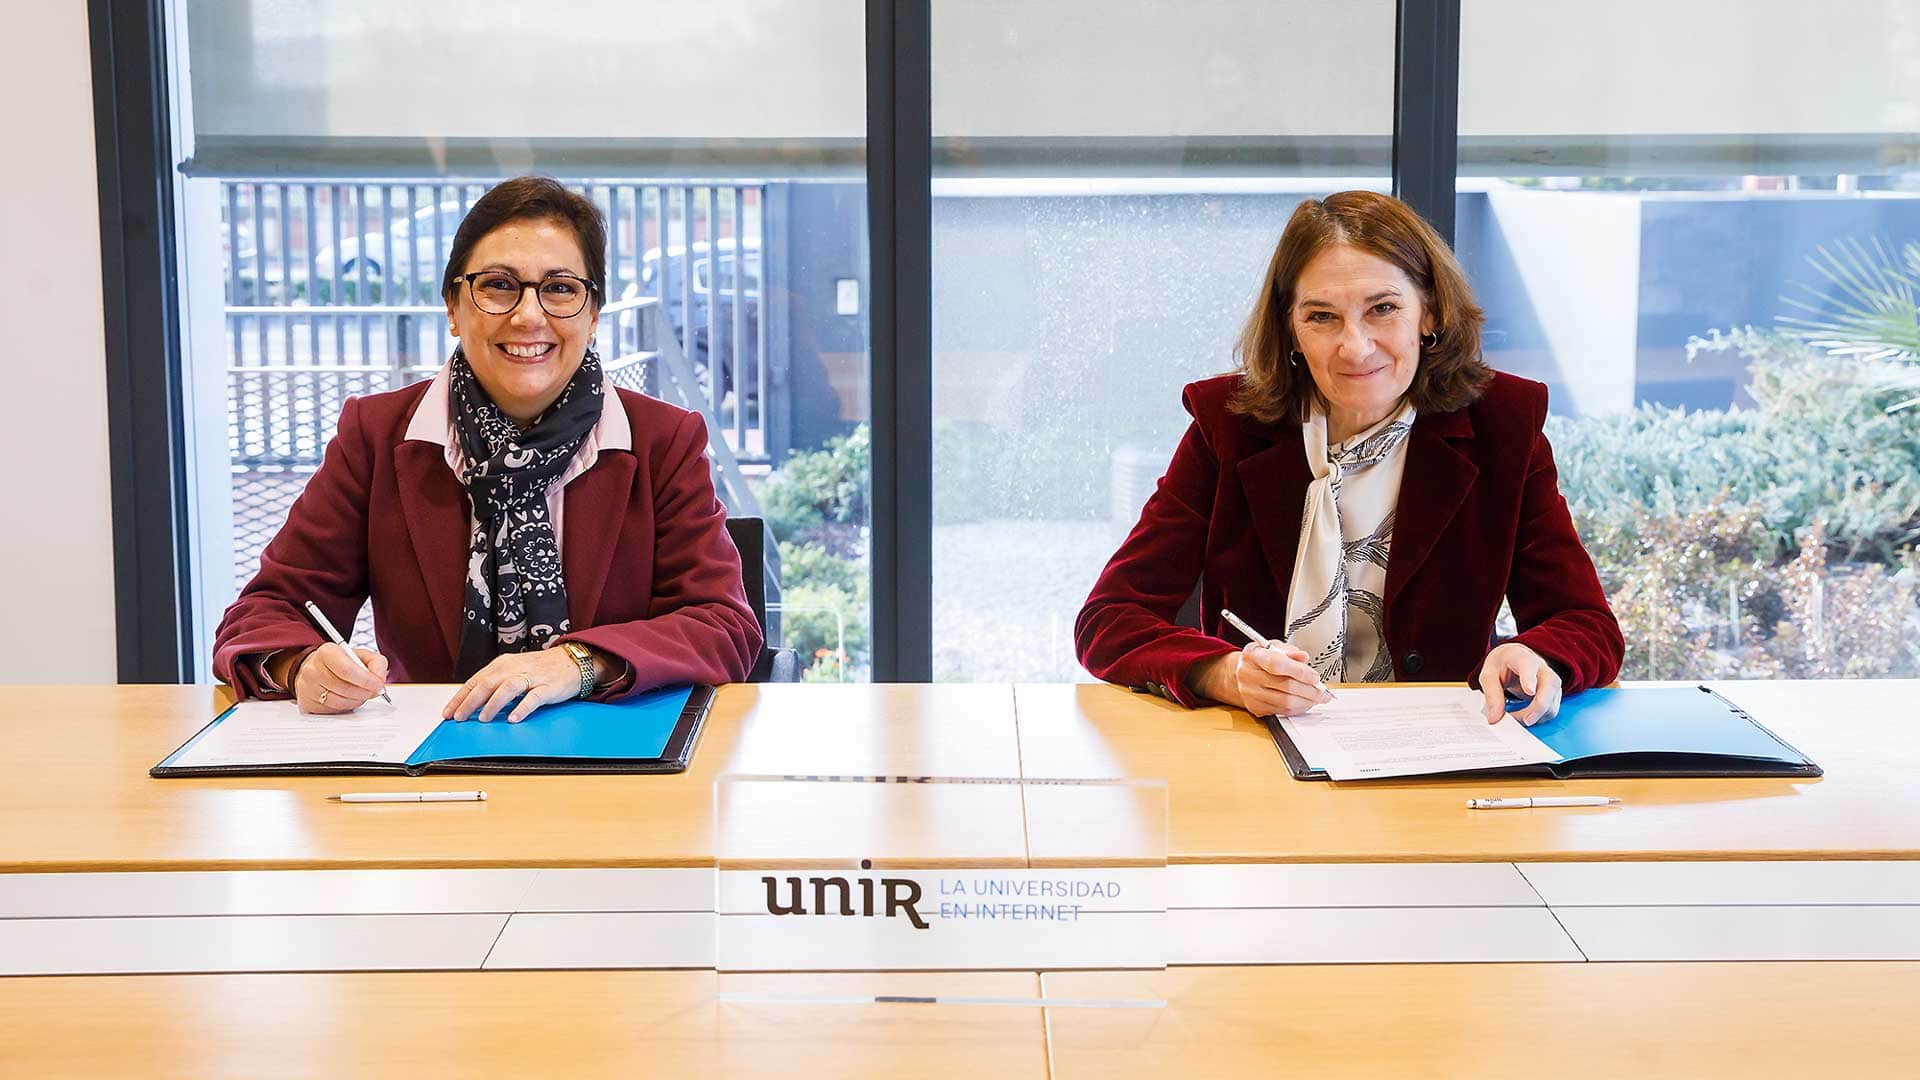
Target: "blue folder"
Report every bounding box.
[1268,685,1821,781]
[152,684,714,777]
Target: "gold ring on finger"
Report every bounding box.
[317,686,331,707]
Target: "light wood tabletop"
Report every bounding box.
[4,683,1919,1075]
[1015,680,1920,863]
[6,679,1918,872]
[0,682,1026,872]
[4,963,1912,1078]
[1042,962,1920,1079]
[0,970,1048,1079]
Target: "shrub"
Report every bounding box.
[1550,331,1920,563]
[754,431,873,678]
[1548,329,1920,679]
[1588,497,1772,679]
[759,425,869,553]
[1761,525,1920,678]
[780,541,864,596]
[781,579,869,682]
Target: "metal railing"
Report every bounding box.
[223,179,772,466]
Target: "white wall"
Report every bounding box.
[1484,189,1642,415]
[0,3,118,682]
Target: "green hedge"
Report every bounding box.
[1548,331,1920,564]
[1547,330,1920,678]
[754,431,872,680]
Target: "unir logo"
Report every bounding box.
[761,858,929,929]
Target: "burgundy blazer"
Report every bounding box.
[213,381,762,699]
[1076,371,1623,707]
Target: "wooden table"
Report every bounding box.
[1042,962,1920,1078]
[1014,679,1920,863]
[10,679,1912,872]
[3,680,1919,1076]
[0,682,1028,870]
[3,963,1915,1079]
[0,970,1050,1079]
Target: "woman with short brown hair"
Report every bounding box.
[214,176,762,721]
[1076,190,1622,725]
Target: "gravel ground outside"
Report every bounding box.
[932,518,1128,682]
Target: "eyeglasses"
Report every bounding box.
[458,271,599,318]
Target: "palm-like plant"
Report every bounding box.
[1778,237,1920,412]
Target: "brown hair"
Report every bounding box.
[1229,190,1490,425]
[440,176,608,308]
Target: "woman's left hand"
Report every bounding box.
[1476,642,1563,726]
[443,647,589,723]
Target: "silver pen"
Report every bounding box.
[330,791,488,803]
[1219,608,1335,698]
[1467,796,1622,809]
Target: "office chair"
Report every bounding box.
[724,516,800,682]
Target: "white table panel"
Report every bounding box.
[484,913,715,969]
[0,914,506,975]
[1170,906,1584,965]
[1519,861,1920,907]
[1169,863,1541,909]
[516,869,714,912]
[1557,905,1920,961]
[0,870,537,918]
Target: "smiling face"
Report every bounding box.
[1289,242,1434,443]
[445,217,599,425]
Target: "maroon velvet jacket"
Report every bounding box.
[213,381,761,699]
[1076,371,1623,707]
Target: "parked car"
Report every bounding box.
[313,201,469,299]
[621,238,762,404]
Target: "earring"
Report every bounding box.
[1420,332,1438,350]
[448,324,458,336]
[1289,350,1305,368]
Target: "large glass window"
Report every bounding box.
[929,1,1398,681]
[167,0,873,681]
[1458,0,1920,679]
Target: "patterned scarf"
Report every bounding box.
[448,345,604,678]
[1283,401,1417,683]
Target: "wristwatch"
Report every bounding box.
[558,641,597,698]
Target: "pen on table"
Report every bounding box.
[1467,796,1621,809]
[302,599,393,706]
[1218,608,1335,699]
[329,791,488,803]
[720,992,1164,1009]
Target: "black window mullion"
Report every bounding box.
[1393,0,1463,245]
[865,0,933,682]
[90,0,193,682]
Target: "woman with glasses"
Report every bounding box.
[213,176,761,721]
[1076,191,1622,726]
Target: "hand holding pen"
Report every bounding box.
[1212,608,1336,717]
[295,600,393,714]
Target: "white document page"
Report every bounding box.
[1274,686,1561,780]
[168,685,455,769]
